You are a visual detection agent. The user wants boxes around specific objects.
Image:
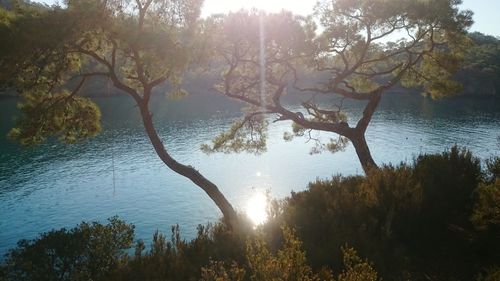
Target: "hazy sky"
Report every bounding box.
[35,0,500,37]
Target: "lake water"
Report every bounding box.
[0,93,499,256]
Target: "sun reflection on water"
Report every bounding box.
[245,191,268,226]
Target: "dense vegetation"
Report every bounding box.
[0,0,241,229]
[457,32,500,97]
[0,0,479,178]
[0,1,499,280]
[204,0,474,174]
[264,147,500,280]
[1,147,499,280]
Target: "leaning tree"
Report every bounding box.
[203,0,472,173]
[0,0,239,229]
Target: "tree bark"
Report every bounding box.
[350,132,378,174]
[348,92,382,174]
[137,102,240,230]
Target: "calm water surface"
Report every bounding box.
[0,93,499,255]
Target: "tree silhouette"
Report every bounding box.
[205,0,472,173]
[0,0,239,229]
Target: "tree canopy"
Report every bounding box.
[203,0,473,173]
[1,0,203,143]
[457,32,500,96]
[0,0,240,229]
[0,0,476,229]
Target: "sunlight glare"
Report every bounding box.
[245,191,268,226]
[202,0,313,16]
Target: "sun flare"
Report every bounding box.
[245,191,268,226]
[202,0,313,16]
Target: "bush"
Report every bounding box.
[413,146,481,226]
[362,164,421,239]
[112,221,251,281]
[471,178,500,270]
[265,165,421,277]
[485,157,500,182]
[337,246,379,281]
[472,179,500,230]
[201,227,380,281]
[265,147,495,280]
[0,217,134,281]
[274,176,373,270]
[1,147,498,281]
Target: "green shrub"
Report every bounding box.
[201,227,380,281]
[275,176,373,271]
[245,227,323,281]
[362,164,422,239]
[1,147,497,281]
[0,217,134,281]
[200,260,246,281]
[267,166,420,277]
[472,179,500,230]
[471,179,500,270]
[113,222,250,281]
[266,147,492,280]
[337,246,379,281]
[413,146,481,226]
[485,157,500,182]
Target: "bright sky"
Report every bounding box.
[460,0,500,36]
[201,0,314,16]
[36,0,500,37]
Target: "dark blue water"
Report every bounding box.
[0,93,499,256]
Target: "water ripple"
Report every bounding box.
[0,95,499,256]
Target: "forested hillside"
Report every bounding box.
[457,32,500,97]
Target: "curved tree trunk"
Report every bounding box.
[137,103,240,230]
[349,93,382,174]
[350,132,378,174]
